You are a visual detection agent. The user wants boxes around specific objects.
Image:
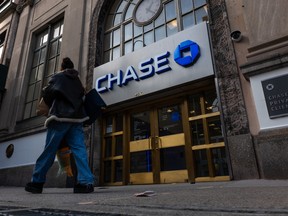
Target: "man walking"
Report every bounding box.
[25,57,94,194]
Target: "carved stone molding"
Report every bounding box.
[16,0,34,14]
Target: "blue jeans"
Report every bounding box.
[32,121,94,185]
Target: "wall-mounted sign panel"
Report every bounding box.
[251,67,288,130]
[93,22,214,106]
[262,74,288,119]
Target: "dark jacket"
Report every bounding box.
[43,69,89,127]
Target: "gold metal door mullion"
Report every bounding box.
[124,111,130,185]
[182,98,195,183]
[151,108,160,183]
[207,148,215,177]
[100,117,108,185]
[111,136,117,183]
[201,94,214,178]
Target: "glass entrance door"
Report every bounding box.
[129,104,188,184]
[101,87,230,186]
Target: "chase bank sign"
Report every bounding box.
[93,22,214,106]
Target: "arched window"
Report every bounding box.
[103,0,208,63]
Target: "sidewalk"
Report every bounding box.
[1,180,288,215]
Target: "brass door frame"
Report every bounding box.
[100,81,230,185]
[128,100,190,184]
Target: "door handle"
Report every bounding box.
[155,136,162,150]
[148,136,152,150]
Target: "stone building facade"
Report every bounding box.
[0,0,286,187]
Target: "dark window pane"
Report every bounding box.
[158,105,183,136]
[23,103,32,119]
[194,150,209,177]
[29,68,37,83]
[130,150,152,173]
[115,136,123,156]
[104,32,112,50]
[105,137,112,157]
[115,114,123,131]
[26,85,35,102]
[190,119,205,145]
[37,64,44,81]
[207,117,224,143]
[188,94,201,116]
[47,58,56,76]
[204,91,219,113]
[212,147,229,176]
[104,50,112,63]
[104,161,112,183]
[114,160,123,182]
[106,116,113,133]
[160,146,186,171]
[131,111,150,141]
[32,51,40,67]
[49,40,57,57]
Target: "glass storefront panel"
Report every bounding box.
[207,117,224,143]
[115,114,123,131]
[194,150,209,177]
[158,105,183,136]
[104,161,112,183]
[130,151,152,173]
[204,91,219,114]
[114,160,123,182]
[190,119,205,145]
[160,146,186,171]
[211,148,229,176]
[188,94,201,116]
[115,136,123,156]
[105,137,112,157]
[131,111,150,141]
[106,116,113,133]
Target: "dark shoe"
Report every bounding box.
[74,183,94,193]
[25,182,44,194]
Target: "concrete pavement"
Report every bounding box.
[1,180,288,215]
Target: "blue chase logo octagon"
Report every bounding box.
[174,40,200,67]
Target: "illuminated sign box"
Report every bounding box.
[93,22,214,106]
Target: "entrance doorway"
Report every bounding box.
[130,104,187,184]
[100,88,230,185]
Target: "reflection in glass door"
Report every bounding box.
[129,104,188,184]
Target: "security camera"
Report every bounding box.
[230,30,242,42]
